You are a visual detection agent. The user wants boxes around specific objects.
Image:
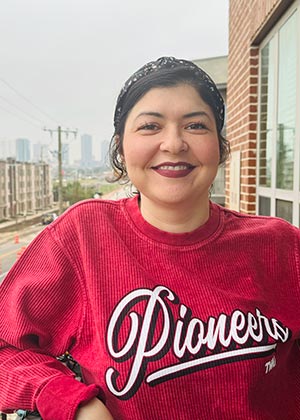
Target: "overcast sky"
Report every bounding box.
[0,0,229,162]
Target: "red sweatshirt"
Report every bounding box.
[0,196,300,420]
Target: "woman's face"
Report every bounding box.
[122,83,220,209]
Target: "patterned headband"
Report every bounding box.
[113,56,225,131]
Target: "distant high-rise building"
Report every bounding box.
[33,143,50,163]
[100,140,110,167]
[16,138,31,162]
[81,134,93,167]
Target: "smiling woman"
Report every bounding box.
[0,57,300,420]
[122,84,220,231]
[109,57,229,232]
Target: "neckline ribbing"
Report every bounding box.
[122,195,223,247]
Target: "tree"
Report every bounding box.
[53,181,97,206]
[64,181,97,205]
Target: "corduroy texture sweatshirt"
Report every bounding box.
[0,196,300,420]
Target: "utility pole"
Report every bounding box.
[44,126,77,215]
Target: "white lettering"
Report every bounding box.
[105,286,291,399]
[265,355,277,373]
[106,286,176,397]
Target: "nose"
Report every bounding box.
[159,127,188,154]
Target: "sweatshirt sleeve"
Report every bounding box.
[0,225,103,419]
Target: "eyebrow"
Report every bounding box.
[134,112,163,121]
[183,111,211,119]
[134,111,212,121]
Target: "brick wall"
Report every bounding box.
[226,0,292,213]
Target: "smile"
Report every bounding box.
[156,165,191,171]
[152,162,195,178]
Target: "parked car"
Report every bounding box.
[41,212,57,225]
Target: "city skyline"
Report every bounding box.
[0,135,110,166]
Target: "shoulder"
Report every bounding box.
[216,204,299,241]
[47,198,130,240]
[55,198,126,222]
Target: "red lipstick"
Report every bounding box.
[152,162,195,178]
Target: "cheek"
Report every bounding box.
[123,140,140,166]
[195,138,220,164]
[208,144,220,164]
[123,137,155,166]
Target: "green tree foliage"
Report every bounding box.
[65,181,97,205]
[53,181,97,206]
[63,181,95,204]
[53,181,120,206]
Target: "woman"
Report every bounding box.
[0,57,299,420]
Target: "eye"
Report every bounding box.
[186,122,208,130]
[137,123,160,131]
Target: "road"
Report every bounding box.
[0,224,45,283]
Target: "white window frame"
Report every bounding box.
[257,1,300,226]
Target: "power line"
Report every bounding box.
[0,103,41,129]
[0,76,81,156]
[0,94,45,126]
[0,76,59,125]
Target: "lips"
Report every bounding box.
[151,162,195,178]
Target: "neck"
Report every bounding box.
[139,194,210,233]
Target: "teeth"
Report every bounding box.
[158,165,189,170]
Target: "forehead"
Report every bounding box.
[128,84,213,117]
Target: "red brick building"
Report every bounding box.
[226,0,299,226]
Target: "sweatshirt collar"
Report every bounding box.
[122,195,222,247]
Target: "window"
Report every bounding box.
[276,199,293,223]
[259,40,274,188]
[259,196,271,216]
[276,13,297,190]
[258,4,299,226]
